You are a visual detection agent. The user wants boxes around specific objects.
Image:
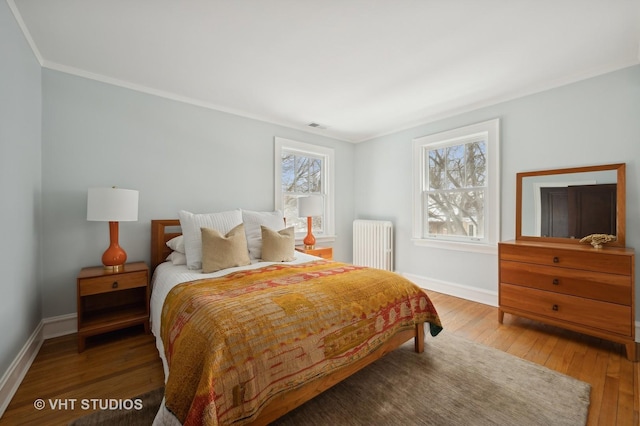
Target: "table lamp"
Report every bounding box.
[87,187,139,271]
[298,195,323,249]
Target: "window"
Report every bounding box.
[412,119,499,252]
[275,137,335,240]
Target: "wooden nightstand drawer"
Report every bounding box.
[296,246,333,260]
[79,271,147,296]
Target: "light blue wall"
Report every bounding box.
[0,2,42,375]
[40,69,355,318]
[355,65,640,319]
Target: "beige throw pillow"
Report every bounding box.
[261,226,295,262]
[201,224,251,273]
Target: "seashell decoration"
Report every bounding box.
[579,233,616,249]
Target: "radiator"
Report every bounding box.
[353,220,394,271]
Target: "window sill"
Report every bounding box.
[412,238,497,255]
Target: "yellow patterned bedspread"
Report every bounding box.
[160,260,442,425]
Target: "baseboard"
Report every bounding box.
[402,272,498,307]
[42,313,77,340]
[0,322,44,417]
[0,313,77,417]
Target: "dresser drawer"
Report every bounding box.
[499,244,631,275]
[500,260,632,305]
[500,283,632,336]
[79,271,148,296]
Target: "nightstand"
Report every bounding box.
[76,262,150,352]
[295,246,333,260]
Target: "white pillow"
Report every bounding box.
[166,235,185,253]
[241,210,285,259]
[178,209,243,270]
[166,251,187,265]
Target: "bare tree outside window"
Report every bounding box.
[424,139,486,239]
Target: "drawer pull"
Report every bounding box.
[553,257,559,263]
[112,281,119,289]
[552,279,559,285]
[552,304,559,311]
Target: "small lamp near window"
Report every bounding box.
[87,187,139,272]
[298,195,323,249]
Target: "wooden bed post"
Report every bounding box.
[150,219,181,274]
[414,322,424,353]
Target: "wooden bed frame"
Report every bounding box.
[150,219,426,425]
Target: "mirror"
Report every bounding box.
[516,163,626,247]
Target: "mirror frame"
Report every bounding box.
[516,163,626,247]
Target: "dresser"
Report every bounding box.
[498,240,636,361]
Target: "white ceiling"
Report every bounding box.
[10,0,640,142]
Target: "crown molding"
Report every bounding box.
[6,0,43,65]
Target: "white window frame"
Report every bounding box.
[412,119,500,254]
[275,137,336,243]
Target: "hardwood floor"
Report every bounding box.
[1,327,164,425]
[1,291,638,425]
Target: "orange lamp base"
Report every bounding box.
[102,221,127,272]
[303,216,316,250]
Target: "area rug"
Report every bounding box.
[69,331,590,425]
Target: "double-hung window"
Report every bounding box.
[412,119,500,252]
[275,137,335,241]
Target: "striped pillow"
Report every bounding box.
[178,209,243,270]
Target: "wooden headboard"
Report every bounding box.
[151,219,181,273]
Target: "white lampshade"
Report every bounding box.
[298,195,323,217]
[87,187,139,222]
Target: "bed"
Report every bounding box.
[149,214,442,425]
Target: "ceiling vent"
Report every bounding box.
[307,122,327,129]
